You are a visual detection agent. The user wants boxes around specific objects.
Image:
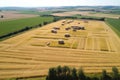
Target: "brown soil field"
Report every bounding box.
[0,11,38,21]
[0,20,120,79]
[52,11,120,19]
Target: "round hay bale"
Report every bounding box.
[58,39,64,44]
[65,27,71,30]
[81,27,85,30]
[84,20,88,23]
[53,27,60,30]
[73,29,77,32]
[46,42,50,46]
[64,33,70,37]
[62,20,66,23]
[51,29,57,33]
[78,27,81,30]
[61,24,64,26]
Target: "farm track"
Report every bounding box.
[0,20,120,79]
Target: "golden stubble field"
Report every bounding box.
[52,11,120,19]
[0,19,120,79]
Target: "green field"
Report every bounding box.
[106,18,120,37]
[111,10,120,14]
[0,17,53,37]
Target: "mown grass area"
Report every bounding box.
[0,17,53,37]
[106,18,120,37]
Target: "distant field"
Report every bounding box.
[102,10,120,15]
[111,10,120,14]
[0,17,53,37]
[52,11,120,19]
[0,11,38,21]
[0,20,120,79]
[106,18,120,37]
[19,10,68,15]
[19,11,53,15]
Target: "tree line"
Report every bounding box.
[46,66,120,80]
[0,15,4,18]
[41,15,105,21]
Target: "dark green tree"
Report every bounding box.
[64,66,72,80]
[56,66,62,80]
[63,66,68,74]
[71,68,78,80]
[43,22,48,25]
[1,15,4,18]
[86,76,91,80]
[56,66,62,75]
[78,68,86,80]
[92,76,99,80]
[38,23,42,27]
[112,67,120,80]
[101,70,111,80]
[47,67,57,80]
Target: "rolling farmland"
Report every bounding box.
[0,19,120,79]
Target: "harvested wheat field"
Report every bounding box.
[52,11,120,19]
[0,19,120,79]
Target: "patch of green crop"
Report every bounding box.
[0,17,53,36]
[106,18,120,37]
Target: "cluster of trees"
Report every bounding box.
[53,16,78,22]
[79,9,96,11]
[42,15,105,21]
[46,66,120,80]
[80,17,105,21]
[52,11,66,13]
[0,15,4,18]
[0,10,4,18]
[0,21,50,39]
